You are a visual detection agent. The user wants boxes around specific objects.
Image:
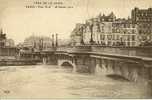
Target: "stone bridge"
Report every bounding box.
[20,46,152,82]
[18,45,152,97]
[33,46,152,83]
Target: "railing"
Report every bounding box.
[56,46,73,52]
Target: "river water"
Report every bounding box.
[0,65,148,99]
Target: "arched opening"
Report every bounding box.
[61,62,74,69]
[60,62,74,72]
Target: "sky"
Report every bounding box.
[0,0,152,44]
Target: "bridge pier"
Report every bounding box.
[107,60,115,75]
[57,54,98,73]
[120,63,129,80]
[42,57,47,64]
[94,58,103,75]
[74,56,94,73]
[141,61,152,98]
[44,54,58,65]
[99,59,108,75]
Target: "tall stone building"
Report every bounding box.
[76,12,138,46]
[71,11,140,47]
[83,12,116,45]
[71,23,84,46]
[112,18,138,46]
[5,39,15,47]
[131,7,152,45]
[0,29,18,59]
[22,35,52,51]
[0,29,15,47]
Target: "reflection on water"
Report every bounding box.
[0,65,148,98]
[106,75,130,82]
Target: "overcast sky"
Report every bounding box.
[0,0,152,44]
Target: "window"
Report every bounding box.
[132,24,135,28]
[127,42,130,46]
[117,35,119,40]
[127,35,130,41]
[112,28,115,32]
[124,24,126,28]
[132,42,135,46]
[100,35,102,40]
[132,35,135,41]
[117,29,120,33]
[107,35,112,40]
[139,30,142,34]
[132,30,135,34]
[128,24,130,28]
[124,31,126,34]
[102,26,104,32]
[112,35,115,40]
[102,35,105,40]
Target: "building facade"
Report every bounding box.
[71,8,152,47]
[0,29,15,47]
[70,23,84,46]
[71,12,138,47]
[112,19,138,46]
[22,35,52,51]
[5,39,15,47]
[131,7,152,45]
[0,29,18,60]
[83,12,115,45]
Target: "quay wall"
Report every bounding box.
[0,59,40,66]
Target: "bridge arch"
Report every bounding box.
[58,59,76,69]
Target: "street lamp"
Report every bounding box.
[39,37,43,51]
[89,23,94,45]
[56,33,58,47]
[80,27,84,45]
[52,34,55,47]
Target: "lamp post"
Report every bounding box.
[39,37,43,51]
[89,24,94,45]
[80,27,84,45]
[52,34,54,47]
[56,33,58,47]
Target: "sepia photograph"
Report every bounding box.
[0,0,152,99]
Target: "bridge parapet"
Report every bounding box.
[56,46,72,52]
[91,46,152,58]
[56,45,92,53]
[56,45,152,59]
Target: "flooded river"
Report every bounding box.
[0,65,148,98]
